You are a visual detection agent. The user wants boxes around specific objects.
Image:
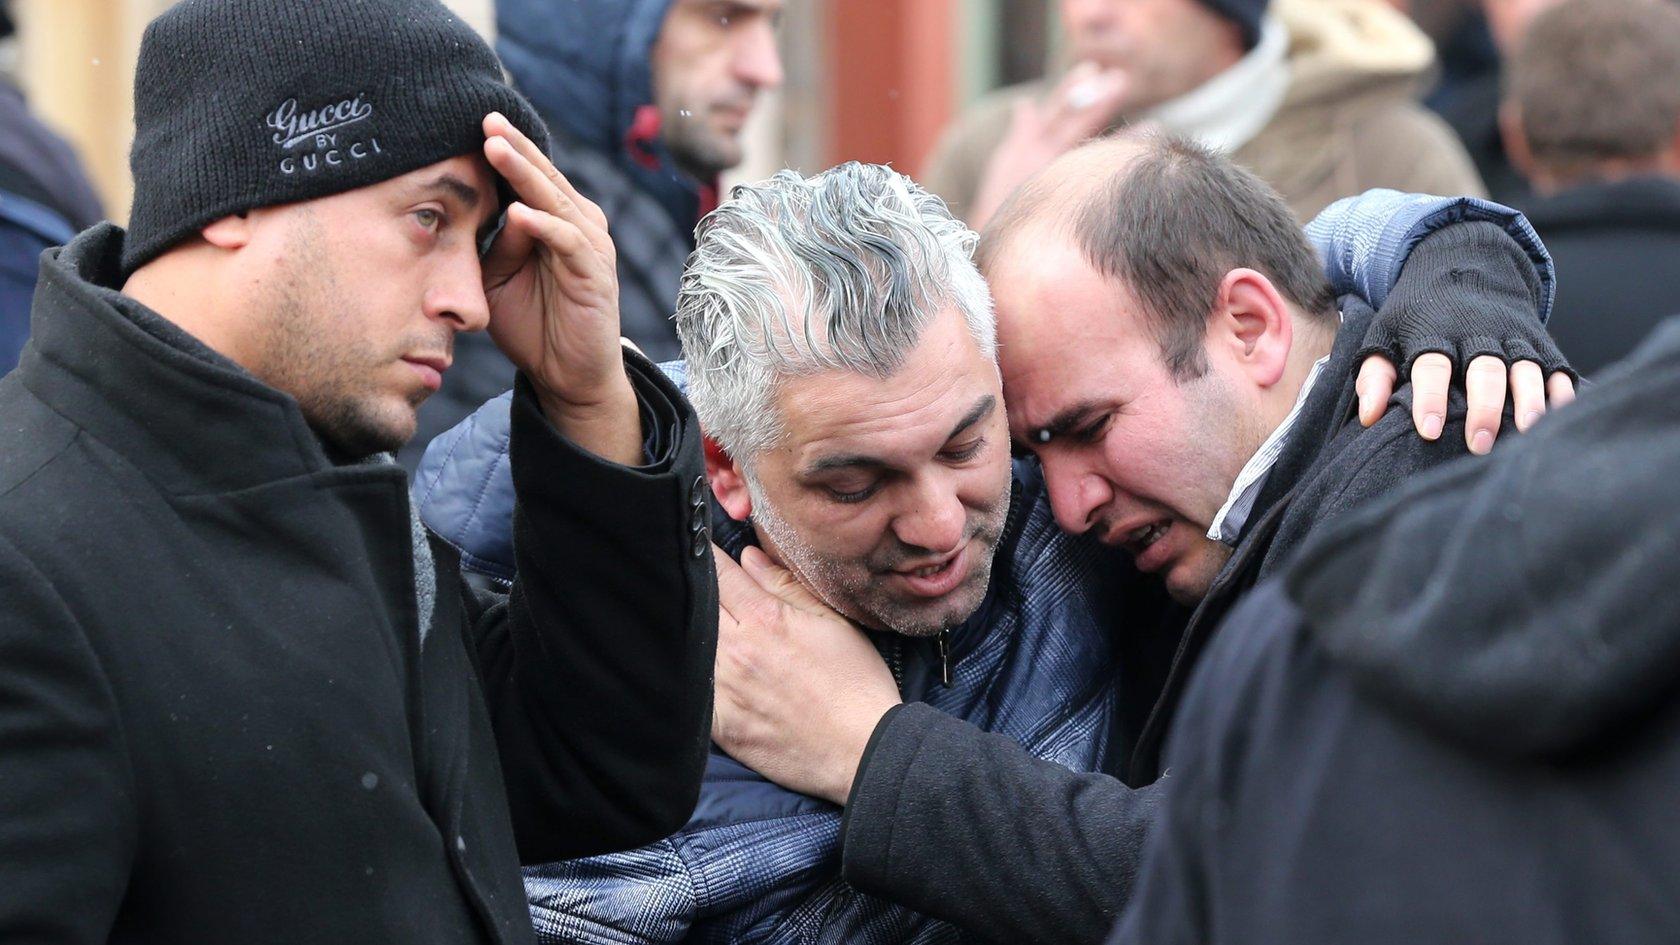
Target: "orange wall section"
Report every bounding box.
[822,0,957,179]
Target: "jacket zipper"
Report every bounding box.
[885,636,905,692]
[936,629,952,687]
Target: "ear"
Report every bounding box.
[703,436,753,521]
[1209,268,1291,389]
[1500,100,1544,191]
[199,212,255,251]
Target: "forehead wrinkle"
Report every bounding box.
[779,325,981,473]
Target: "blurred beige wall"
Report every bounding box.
[11,0,497,223]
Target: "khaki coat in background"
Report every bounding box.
[922,0,1486,225]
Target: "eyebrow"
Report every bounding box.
[802,394,997,476]
[420,174,485,210]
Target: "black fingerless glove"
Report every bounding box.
[1361,221,1577,382]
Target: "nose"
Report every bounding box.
[733,20,784,91]
[426,246,490,334]
[891,473,968,556]
[1041,453,1113,537]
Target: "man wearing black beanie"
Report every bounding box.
[0,1,716,943]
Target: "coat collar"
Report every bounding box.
[1523,176,1680,234]
[18,224,389,496]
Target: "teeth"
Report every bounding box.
[911,560,950,579]
[1131,523,1168,549]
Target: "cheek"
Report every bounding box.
[963,442,1015,509]
[771,490,890,564]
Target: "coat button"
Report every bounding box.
[690,524,711,558]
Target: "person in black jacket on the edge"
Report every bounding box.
[1110,318,1680,945]
[0,2,715,943]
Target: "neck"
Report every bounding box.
[1533,154,1680,196]
[122,249,256,370]
[1257,314,1336,435]
[1144,19,1288,154]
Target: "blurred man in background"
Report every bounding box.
[1502,0,1680,375]
[402,0,784,470]
[0,0,104,376]
[923,0,1485,228]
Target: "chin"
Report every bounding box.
[310,397,416,459]
[1162,542,1232,606]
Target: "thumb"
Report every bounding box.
[740,546,829,614]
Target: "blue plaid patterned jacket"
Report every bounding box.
[413,190,1553,944]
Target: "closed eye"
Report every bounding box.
[1073,415,1111,445]
[826,482,880,504]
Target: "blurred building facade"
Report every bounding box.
[7,0,1048,222]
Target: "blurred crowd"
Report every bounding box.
[1,0,1677,943]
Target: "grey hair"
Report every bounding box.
[675,162,996,462]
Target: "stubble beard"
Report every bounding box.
[253,215,423,459]
[746,473,1013,639]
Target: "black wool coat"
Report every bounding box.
[0,226,716,944]
[1112,316,1680,945]
[1525,176,1680,378]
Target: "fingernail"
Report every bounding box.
[1471,430,1493,454]
[1422,413,1444,440]
[1521,410,1542,430]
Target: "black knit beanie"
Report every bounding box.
[122,0,549,274]
[1199,0,1268,50]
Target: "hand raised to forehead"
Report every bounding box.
[479,112,640,463]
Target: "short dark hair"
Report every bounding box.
[984,133,1336,380]
[1508,0,1680,181]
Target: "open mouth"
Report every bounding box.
[889,544,972,598]
[907,558,958,579]
[1124,521,1170,554]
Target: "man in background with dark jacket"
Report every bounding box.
[1502,0,1680,375]
[0,0,105,375]
[0,1,714,942]
[1111,319,1680,945]
[402,0,784,470]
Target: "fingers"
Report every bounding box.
[739,546,827,613]
[503,203,601,282]
[1510,360,1546,432]
[1355,355,1398,428]
[1410,352,1452,441]
[483,112,606,231]
[713,543,765,626]
[484,135,598,244]
[1043,61,1127,143]
[1547,371,1577,409]
[1463,355,1507,455]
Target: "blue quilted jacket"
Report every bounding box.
[413,190,1554,944]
